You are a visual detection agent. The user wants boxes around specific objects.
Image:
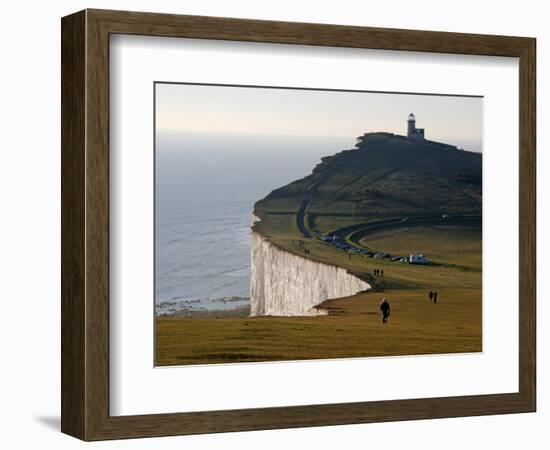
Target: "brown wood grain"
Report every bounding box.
[518,39,536,408]
[61,10,86,438]
[61,8,536,441]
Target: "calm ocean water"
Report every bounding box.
[155,131,352,315]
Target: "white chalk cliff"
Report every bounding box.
[250,229,371,317]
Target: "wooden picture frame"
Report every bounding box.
[61,9,536,441]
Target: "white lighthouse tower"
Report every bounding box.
[407,113,416,138]
[407,113,425,141]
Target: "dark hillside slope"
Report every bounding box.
[254,133,482,220]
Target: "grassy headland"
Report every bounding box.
[156,133,482,366]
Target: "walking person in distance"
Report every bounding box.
[380,298,391,324]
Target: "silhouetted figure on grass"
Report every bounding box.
[381,270,384,277]
[429,291,434,303]
[433,291,438,304]
[380,298,391,324]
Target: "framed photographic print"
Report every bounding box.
[61,9,536,440]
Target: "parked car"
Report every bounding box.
[409,254,429,264]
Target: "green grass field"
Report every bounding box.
[156,223,481,366]
[156,134,482,366]
[253,214,481,290]
[156,288,481,365]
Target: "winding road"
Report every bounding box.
[296,172,333,238]
[294,156,481,259]
[335,215,482,252]
[295,177,481,257]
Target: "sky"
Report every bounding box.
[156,82,483,153]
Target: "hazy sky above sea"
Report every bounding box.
[156,83,483,153]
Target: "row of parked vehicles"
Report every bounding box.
[320,234,429,264]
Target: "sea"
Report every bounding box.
[155,131,352,316]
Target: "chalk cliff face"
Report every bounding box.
[250,231,371,317]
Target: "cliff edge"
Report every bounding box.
[250,133,481,317]
[250,229,370,316]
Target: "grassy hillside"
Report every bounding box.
[157,223,482,366]
[253,132,482,288]
[254,133,482,222]
[156,132,483,366]
[157,287,481,365]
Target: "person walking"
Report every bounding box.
[380,298,391,324]
[429,291,434,303]
[433,291,438,304]
[381,269,384,277]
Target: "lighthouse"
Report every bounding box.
[407,113,416,137]
[407,113,425,142]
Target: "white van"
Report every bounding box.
[409,254,428,264]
